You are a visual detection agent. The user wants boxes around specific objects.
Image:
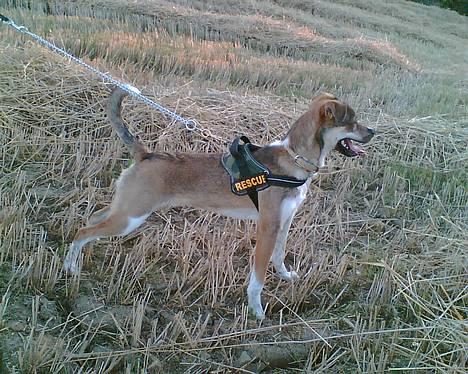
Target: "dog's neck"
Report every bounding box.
[280,111,329,174]
[282,137,320,171]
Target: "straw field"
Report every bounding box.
[0,0,466,372]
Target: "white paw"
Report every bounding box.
[247,272,265,320]
[249,304,265,320]
[278,270,300,282]
[63,261,78,275]
[63,253,80,275]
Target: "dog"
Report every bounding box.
[64,88,374,319]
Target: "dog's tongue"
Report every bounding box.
[344,139,366,155]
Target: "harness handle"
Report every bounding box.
[229,136,251,160]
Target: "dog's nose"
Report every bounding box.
[367,127,375,136]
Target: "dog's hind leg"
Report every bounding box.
[63,212,149,274]
[88,206,111,226]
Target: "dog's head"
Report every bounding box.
[311,93,375,157]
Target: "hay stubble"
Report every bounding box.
[0,0,467,372]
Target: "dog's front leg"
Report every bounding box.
[247,196,282,319]
[270,189,307,281]
[271,212,299,282]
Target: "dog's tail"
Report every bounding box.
[107,87,149,162]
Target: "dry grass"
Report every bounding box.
[0,0,467,372]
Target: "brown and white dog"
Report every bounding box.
[64,88,374,319]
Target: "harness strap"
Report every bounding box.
[244,175,306,211]
[247,190,259,210]
[268,175,308,188]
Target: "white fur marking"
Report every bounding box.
[216,208,258,220]
[122,214,150,236]
[64,212,149,274]
[63,237,95,274]
[269,139,285,147]
[280,197,298,227]
[272,182,309,280]
[115,164,134,188]
[280,182,308,226]
[247,271,265,319]
[319,127,364,167]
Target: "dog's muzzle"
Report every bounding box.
[336,127,375,157]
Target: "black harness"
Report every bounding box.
[221,136,308,210]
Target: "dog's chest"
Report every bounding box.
[280,182,309,226]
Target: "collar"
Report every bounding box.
[284,145,320,174]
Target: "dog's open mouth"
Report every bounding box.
[336,138,366,157]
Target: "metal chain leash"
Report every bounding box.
[0,13,203,133]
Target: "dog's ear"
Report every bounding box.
[324,104,335,120]
[321,101,354,125]
[322,92,337,100]
[310,92,336,107]
[320,101,337,123]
